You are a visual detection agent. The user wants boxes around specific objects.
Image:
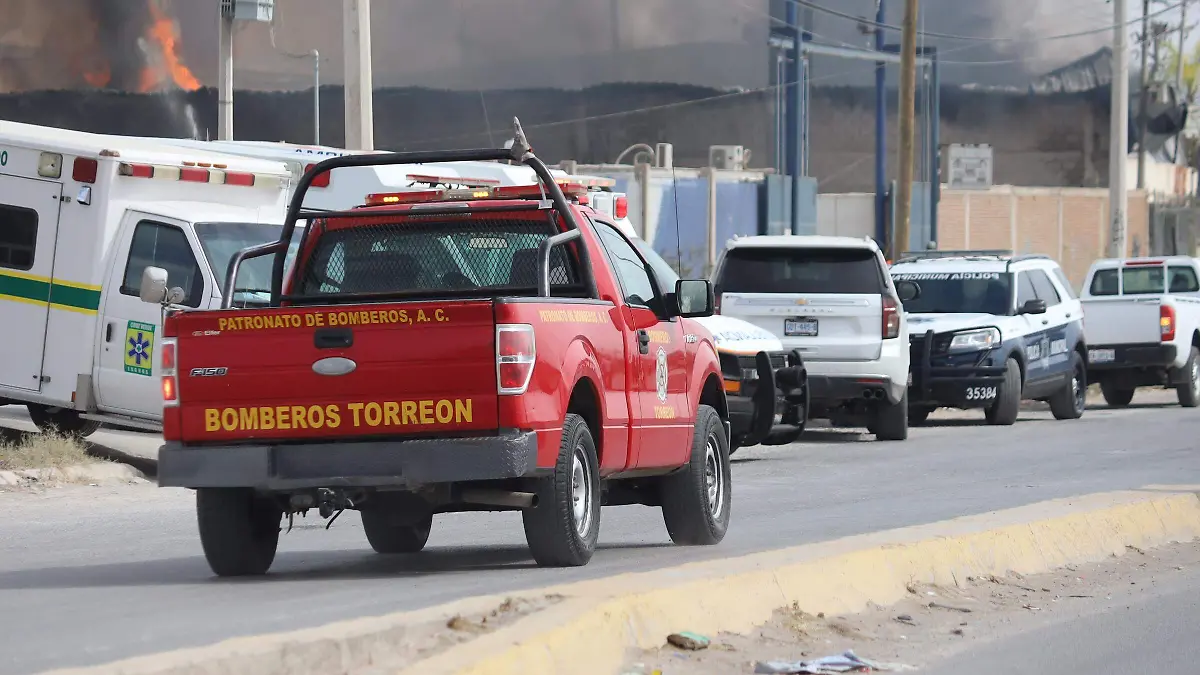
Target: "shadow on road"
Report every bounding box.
[0,538,672,589]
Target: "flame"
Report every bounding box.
[83,65,112,89]
[138,0,201,92]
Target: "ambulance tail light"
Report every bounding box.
[223,171,255,187]
[496,324,536,395]
[1161,303,1176,342]
[161,338,178,406]
[72,157,99,184]
[306,164,331,188]
[614,195,628,219]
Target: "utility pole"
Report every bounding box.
[1176,0,1188,166]
[874,0,887,247]
[343,0,375,150]
[1112,0,1131,257]
[1137,0,1150,189]
[218,13,234,140]
[893,0,919,258]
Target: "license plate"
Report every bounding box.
[964,386,997,401]
[1088,349,1115,363]
[784,317,818,337]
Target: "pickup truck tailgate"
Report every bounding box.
[1082,297,1163,345]
[170,300,498,443]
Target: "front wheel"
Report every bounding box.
[1048,352,1086,420]
[1100,381,1135,407]
[361,511,432,554]
[26,405,102,438]
[522,413,601,567]
[196,488,282,577]
[1177,347,1200,408]
[660,405,731,546]
[985,358,1022,426]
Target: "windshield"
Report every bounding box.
[892,271,1013,315]
[715,247,884,295]
[193,222,303,303]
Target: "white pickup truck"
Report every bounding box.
[1081,256,1200,407]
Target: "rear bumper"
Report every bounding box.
[1086,343,1178,370]
[808,375,902,405]
[157,430,541,490]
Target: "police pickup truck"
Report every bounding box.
[890,251,1088,425]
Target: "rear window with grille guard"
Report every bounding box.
[293,218,583,300]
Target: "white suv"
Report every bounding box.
[713,235,910,441]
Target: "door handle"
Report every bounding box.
[637,329,650,355]
[105,322,113,342]
[1041,319,1049,325]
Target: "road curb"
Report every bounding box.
[36,487,1200,675]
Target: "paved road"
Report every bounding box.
[1,398,1198,673]
[923,558,1200,674]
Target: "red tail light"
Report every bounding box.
[161,338,178,406]
[614,195,628,219]
[882,295,900,339]
[497,324,536,395]
[1161,304,1176,342]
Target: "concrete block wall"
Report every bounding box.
[937,187,1150,291]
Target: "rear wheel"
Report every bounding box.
[196,488,282,577]
[985,358,1022,426]
[873,391,909,441]
[1100,381,1135,407]
[661,405,731,545]
[1177,347,1200,408]
[26,405,101,438]
[361,511,432,554]
[522,413,600,567]
[1048,352,1087,420]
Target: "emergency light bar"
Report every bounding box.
[363,181,590,207]
[117,161,282,189]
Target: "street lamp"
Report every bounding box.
[218,0,276,140]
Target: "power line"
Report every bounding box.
[785,0,1185,43]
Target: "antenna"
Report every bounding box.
[670,162,683,276]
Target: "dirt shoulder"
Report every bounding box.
[623,540,1200,674]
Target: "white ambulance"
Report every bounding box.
[0,121,292,436]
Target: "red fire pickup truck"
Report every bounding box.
[143,121,733,576]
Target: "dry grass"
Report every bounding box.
[0,432,94,472]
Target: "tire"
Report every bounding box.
[361,511,432,554]
[522,413,600,567]
[1048,351,1087,420]
[985,358,1022,426]
[196,488,282,577]
[908,406,934,426]
[1178,346,1200,408]
[873,391,909,441]
[660,405,731,546]
[1100,381,1135,407]
[26,405,102,438]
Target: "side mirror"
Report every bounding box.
[139,266,186,306]
[675,279,714,318]
[1020,299,1047,315]
[139,267,169,304]
[895,279,921,302]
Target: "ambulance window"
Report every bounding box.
[121,221,203,308]
[0,204,38,271]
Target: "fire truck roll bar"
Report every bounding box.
[224,117,583,307]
